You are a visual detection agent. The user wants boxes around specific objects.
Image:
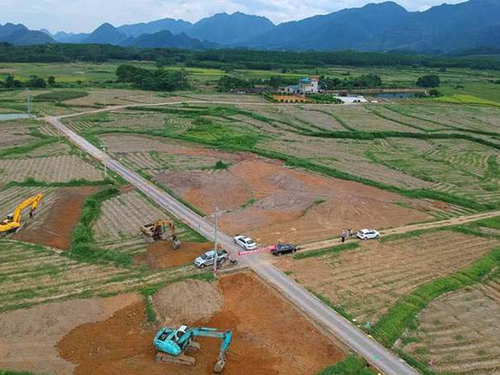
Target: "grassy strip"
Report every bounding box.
[295,242,359,259]
[0,137,58,159]
[0,369,37,375]
[317,355,377,375]
[310,290,355,322]
[70,187,132,267]
[372,246,500,347]
[5,177,114,188]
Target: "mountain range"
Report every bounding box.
[2,0,500,53]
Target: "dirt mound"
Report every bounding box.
[14,186,96,250]
[0,293,140,375]
[145,241,212,269]
[154,280,223,325]
[56,273,342,375]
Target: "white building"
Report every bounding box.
[280,76,319,95]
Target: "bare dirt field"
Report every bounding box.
[277,231,499,325]
[143,241,213,269]
[0,293,141,375]
[55,272,343,375]
[14,186,96,250]
[398,279,500,374]
[159,157,431,245]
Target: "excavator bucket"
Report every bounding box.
[213,357,226,374]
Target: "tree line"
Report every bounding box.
[0,74,56,88]
[1,43,500,71]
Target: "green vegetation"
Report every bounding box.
[0,370,36,375]
[116,64,189,91]
[5,177,114,188]
[34,91,88,102]
[416,75,441,88]
[0,137,58,159]
[321,74,382,90]
[294,242,359,259]
[70,187,132,266]
[318,355,377,375]
[372,246,500,347]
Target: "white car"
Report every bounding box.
[357,229,380,240]
[234,235,257,251]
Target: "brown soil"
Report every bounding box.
[160,158,431,245]
[154,280,223,326]
[0,293,141,375]
[145,241,213,269]
[13,186,96,250]
[56,272,343,375]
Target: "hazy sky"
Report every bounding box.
[0,0,466,33]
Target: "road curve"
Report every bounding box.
[47,115,419,375]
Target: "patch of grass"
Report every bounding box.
[5,177,114,188]
[70,187,132,267]
[35,91,88,102]
[317,355,377,375]
[0,137,58,159]
[295,242,359,259]
[0,369,37,375]
[372,246,500,347]
[310,290,356,322]
[436,94,500,107]
[214,160,230,170]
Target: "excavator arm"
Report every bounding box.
[154,326,232,373]
[140,219,180,249]
[0,193,43,234]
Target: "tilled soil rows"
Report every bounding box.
[0,155,103,183]
[55,272,343,375]
[277,231,499,326]
[397,281,500,374]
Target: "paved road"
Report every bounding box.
[48,114,419,375]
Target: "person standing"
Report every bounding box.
[341,228,346,243]
[348,228,353,239]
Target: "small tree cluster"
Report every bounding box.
[320,74,383,90]
[416,74,441,88]
[116,64,189,91]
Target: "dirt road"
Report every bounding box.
[301,209,500,252]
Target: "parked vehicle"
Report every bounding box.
[233,235,257,251]
[271,243,298,256]
[356,229,380,240]
[194,250,229,268]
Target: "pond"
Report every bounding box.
[375,93,416,99]
[0,113,32,121]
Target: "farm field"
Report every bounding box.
[93,132,434,245]
[276,231,500,325]
[397,281,500,375]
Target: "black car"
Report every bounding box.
[271,243,298,256]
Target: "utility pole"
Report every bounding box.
[213,207,221,275]
[102,143,107,178]
[25,89,33,117]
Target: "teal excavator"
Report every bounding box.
[154,325,232,373]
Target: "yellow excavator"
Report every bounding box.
[140,220,181,249]
[0,193,43,235]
